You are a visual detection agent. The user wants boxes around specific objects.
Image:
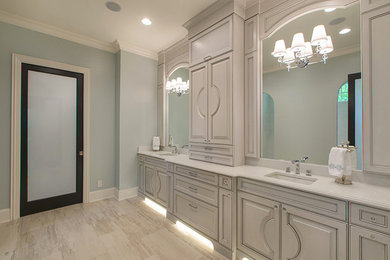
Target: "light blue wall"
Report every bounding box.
[117,50,157,190]
[0,21,118,209]
[263,52,361,165]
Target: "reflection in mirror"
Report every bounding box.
[166,67,189,149]
[261,4,362,169]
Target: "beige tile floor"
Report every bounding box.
[0,197,227,260]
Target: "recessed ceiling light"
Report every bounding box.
[142,18,152,26]
[105,1,121,12]
[339,28,351,34]
[324,8,336,12]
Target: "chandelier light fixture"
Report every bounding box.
[166,77,189,96]
[272,25,334,71]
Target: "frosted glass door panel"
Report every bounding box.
[27,71,77,202]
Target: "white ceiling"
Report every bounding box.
[0,0,217,56]
[263,3,360,72]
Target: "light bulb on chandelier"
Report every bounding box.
[271,24,334,71]
[166,77,189,96]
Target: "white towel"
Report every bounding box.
[328,147,356,177]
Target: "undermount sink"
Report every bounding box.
[265,172,318,185]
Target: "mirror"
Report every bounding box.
[261,3,362,168]
[166,66,189,148]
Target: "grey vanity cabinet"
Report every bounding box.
[281,205,347,260]
[143,161,171,208]
[138,159,145,194]
[237,192,280,260]
[144,164,155,198]
[350,225,390,260]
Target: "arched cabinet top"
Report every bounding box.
[259,0,359,40]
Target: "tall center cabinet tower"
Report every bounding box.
[185,0,245,166]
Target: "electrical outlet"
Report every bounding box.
[98,180,103,188]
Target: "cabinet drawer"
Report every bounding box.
[238,178,347,221]
[137,154,145,162]
[174,191,218,240]
[174,164,218,185]
[144,156,167,169]
[219,175,232,190]
[189,151,234,166]
[174,175,218,206]
[351,203,390,234]
[190,16,232,66]
[189,143,233,156]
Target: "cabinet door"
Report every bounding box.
[144,165,155,198]
[219,189,232,249]
[189,62,208,143]
[189,16,232,66]
[155,168,169,207]
[351,225,390,260]
[281,205,347,260]
[138,162,145,193]
[237,192,280,260]
[208,52,233,145]
[362,5,390,175]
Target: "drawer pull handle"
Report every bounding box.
[189,172,198,177]
[223,179,228,185]
[370,217,376,222]
[189,186,198,192]
[189,203,198,209]
[204,56,212,61]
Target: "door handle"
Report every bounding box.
[79,151,84,156]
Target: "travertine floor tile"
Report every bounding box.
[0,197,227,260]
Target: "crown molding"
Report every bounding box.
[115,40,158,60]
[0,9,117,53]
[263,44,360,74]
[0,9,158,60]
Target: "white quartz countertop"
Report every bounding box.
[138,151,390,211]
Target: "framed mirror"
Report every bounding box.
[165,66,189,149]
[261,3,362,169]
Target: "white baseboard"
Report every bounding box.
[89,187,116,202]
[0,208,10,224]
[89,187,138,202]
[115,187,138,201]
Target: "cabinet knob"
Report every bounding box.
[370,234,376,240]
[274,205,278,209]
[282,207,286,211]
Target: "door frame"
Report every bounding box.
[10,53,91,220]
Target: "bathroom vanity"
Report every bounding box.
[149,0,390,259]
[137,151,390,260]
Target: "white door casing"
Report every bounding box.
[11,54,90,220]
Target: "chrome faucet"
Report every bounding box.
[291,156,309,174]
